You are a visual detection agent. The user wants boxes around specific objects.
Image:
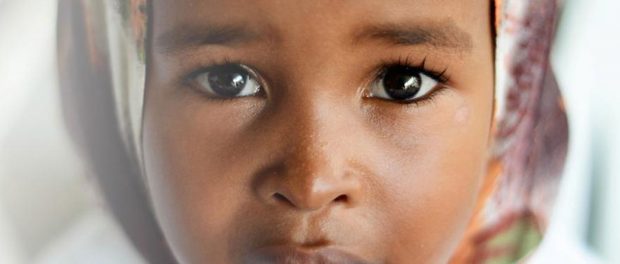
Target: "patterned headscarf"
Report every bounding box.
[68,0,568,263]
[452,1,568,263]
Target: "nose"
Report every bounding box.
[268,167,361,211]
[254,94,364,212]
[256,145,364,211]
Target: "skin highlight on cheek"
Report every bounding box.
[455,102,472,124]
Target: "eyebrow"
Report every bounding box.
[155,20,473,55]
[352,20,473,53]
[155,23,263,54]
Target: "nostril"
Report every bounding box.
[272,192,293,206]
[334,194,348,203]
[271,192,349,209]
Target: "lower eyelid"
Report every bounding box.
[366,84,449,108]
[406,85,449,107]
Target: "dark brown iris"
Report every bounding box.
[382,65,422,100]
[207,64,249,97]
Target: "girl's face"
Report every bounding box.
[144,0,494,263]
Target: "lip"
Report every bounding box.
[248,245,371,264]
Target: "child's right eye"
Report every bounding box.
[190,64,262,98]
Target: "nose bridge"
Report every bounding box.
[276,48,350,160]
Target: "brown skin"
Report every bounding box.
[143,0,494,263]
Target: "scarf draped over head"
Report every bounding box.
[73,0,568,263]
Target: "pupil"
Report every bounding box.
[382,66,421,100]
[208,64,248,97]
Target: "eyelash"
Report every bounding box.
[375,55,450,84]
[183,55,451,105]
[184,57,245,84]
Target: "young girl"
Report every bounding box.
[58,0,568,263]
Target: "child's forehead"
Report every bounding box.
[151,0,488,26]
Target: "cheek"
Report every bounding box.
[369,90,490,262]
[142,90,264,263]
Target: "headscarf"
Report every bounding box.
[58,0,568,263]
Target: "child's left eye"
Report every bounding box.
[192,64,262,98]
[368,65,440,103]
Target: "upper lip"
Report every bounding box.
[248,244,372,264]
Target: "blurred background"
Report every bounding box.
[0,0,618,263]
[0,0,144,263]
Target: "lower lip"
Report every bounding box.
[248,246,370,264]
